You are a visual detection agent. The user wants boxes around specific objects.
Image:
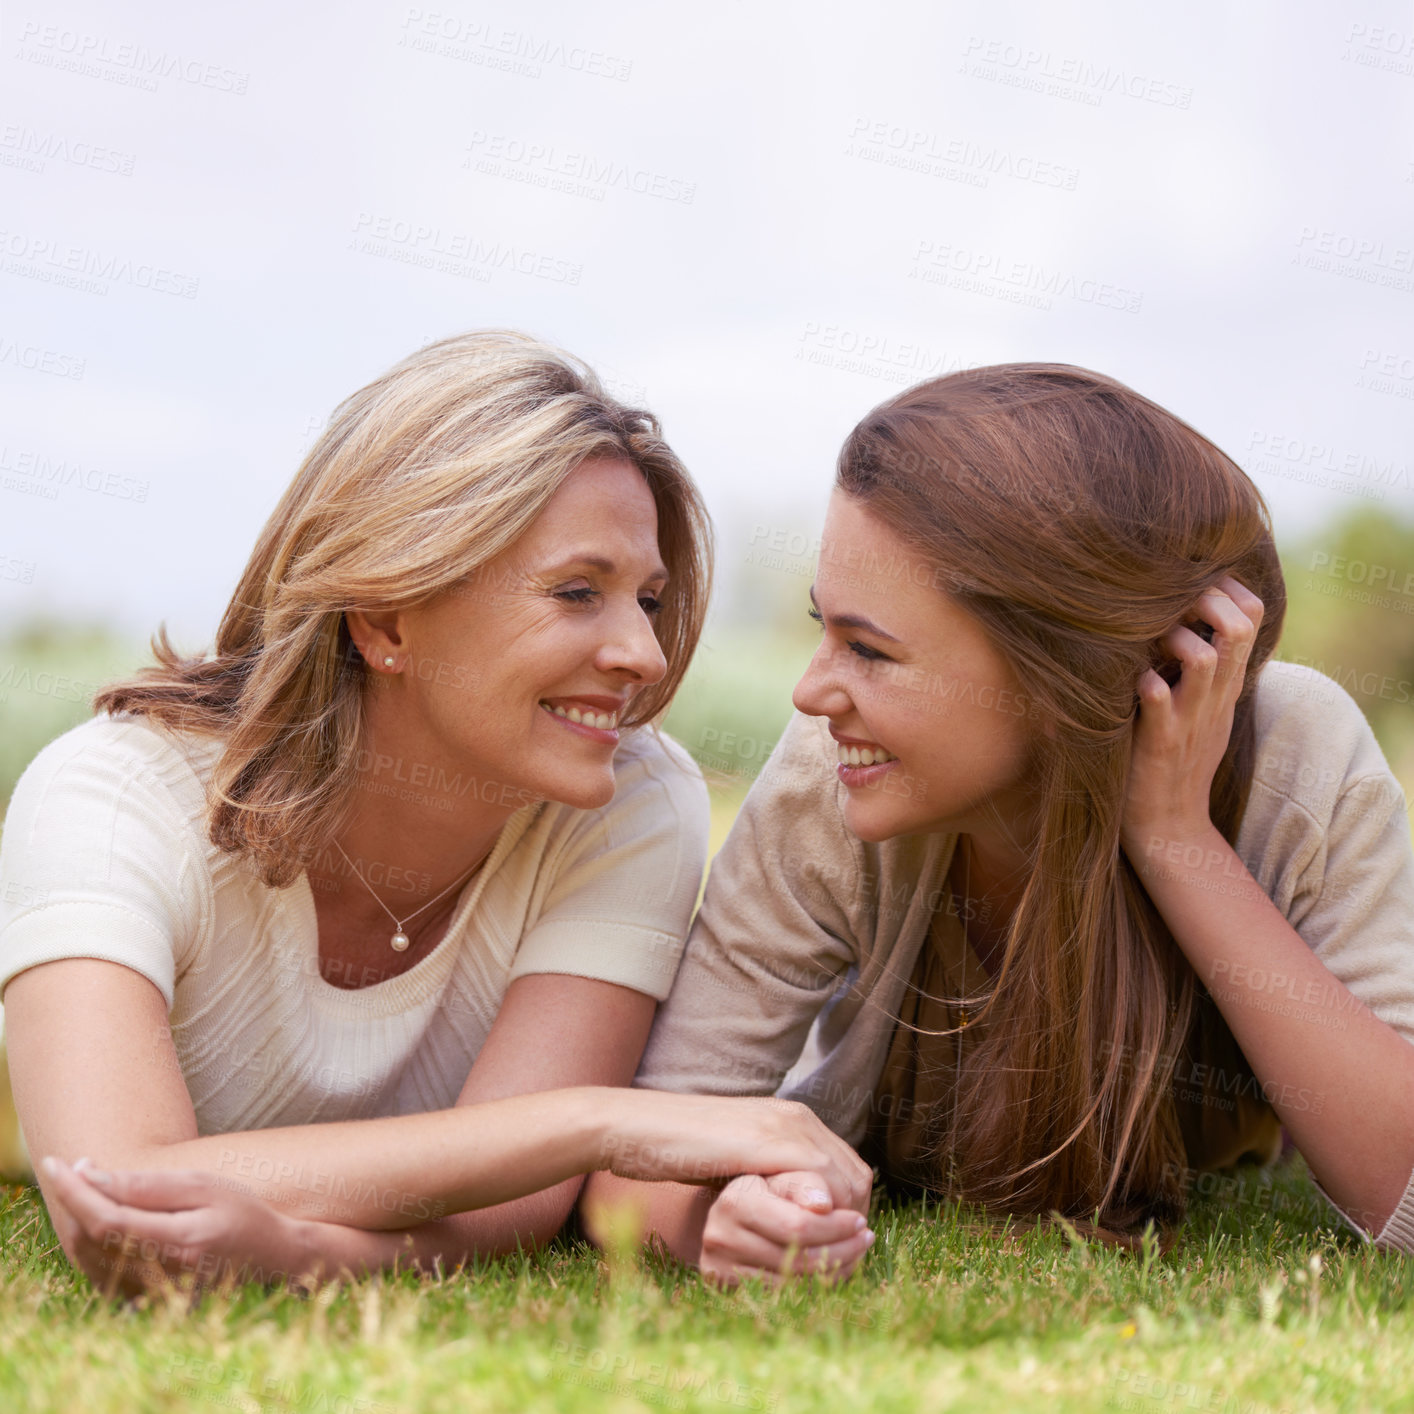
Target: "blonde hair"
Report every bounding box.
[95,331,713,887]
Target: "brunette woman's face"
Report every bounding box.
[350,457,669,814]
[792,490,1041,842]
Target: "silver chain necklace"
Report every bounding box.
[331,840,486,951]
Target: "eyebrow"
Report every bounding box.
[808,585,901,642]
[557,554,670,584]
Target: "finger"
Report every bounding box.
[43,1158,199,1253]
[1136,666,1171,712]
[807,1143,874,1213]
[764,1171,834,1212]
[73,1163,220,1213]
[1161,623,1220,674]
[721,1185,867,1248]
[36,1169,81,1252]
[1216,574,1263,627]
[706,1221,873,1281]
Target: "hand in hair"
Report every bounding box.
[1120,573,1263,861]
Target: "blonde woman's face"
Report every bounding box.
[792,490,1040,843]
[378,457,669,813]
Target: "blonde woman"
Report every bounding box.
[584,364,1414,1284]
[0,332,870,1296]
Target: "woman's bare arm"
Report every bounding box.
[271,972,661,1271]
[6,958,868,1254]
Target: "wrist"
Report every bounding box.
[283,1212,384,1284]
[1122,815,1217,865]
[572,1085,624,1175]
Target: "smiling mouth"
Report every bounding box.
[835,743,897,767]
[539,699,622,732]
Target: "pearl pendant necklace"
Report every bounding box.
[331,840,486,952]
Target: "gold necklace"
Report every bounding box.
[332,840,486,952]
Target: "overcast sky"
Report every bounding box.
[2,0,1411,644]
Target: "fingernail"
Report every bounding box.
[804,1188,830,1207]
[863,1229,876,1246]
[73,1155,91,1172]
[853,1214,867,1232]
[39,1156,60,1177]
[84,1166,114,1185]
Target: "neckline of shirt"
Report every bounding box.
[276,802,544,1018]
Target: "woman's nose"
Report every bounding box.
[792,643,851,718]
[598,599,668,684]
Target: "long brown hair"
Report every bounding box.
[839,363,1286,1231]
[95,331,712,888]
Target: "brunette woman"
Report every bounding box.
[585,364,1414,1283]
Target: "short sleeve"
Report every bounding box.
[635,711,863,1098]
[0,722,206,1009]
[505,729,709,1001]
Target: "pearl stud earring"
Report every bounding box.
[383,656,395,668]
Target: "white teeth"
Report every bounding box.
[540,701,619,731]
[837,744,896,766]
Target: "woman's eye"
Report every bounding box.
[554,587,598,604]
[639,595,664,617]
[808,607,887,661]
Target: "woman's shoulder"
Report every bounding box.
[13,712,217,803]
[1249,659,1398,815]
[10,711,219,820]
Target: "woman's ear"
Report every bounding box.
[344,608,408,670]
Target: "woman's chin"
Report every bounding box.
[842,798,914,844]
[541,769,617,813]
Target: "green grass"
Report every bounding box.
[0,1158,1407,1413]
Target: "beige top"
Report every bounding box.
[637,660,1414,1253]
[0,713,709,1135]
